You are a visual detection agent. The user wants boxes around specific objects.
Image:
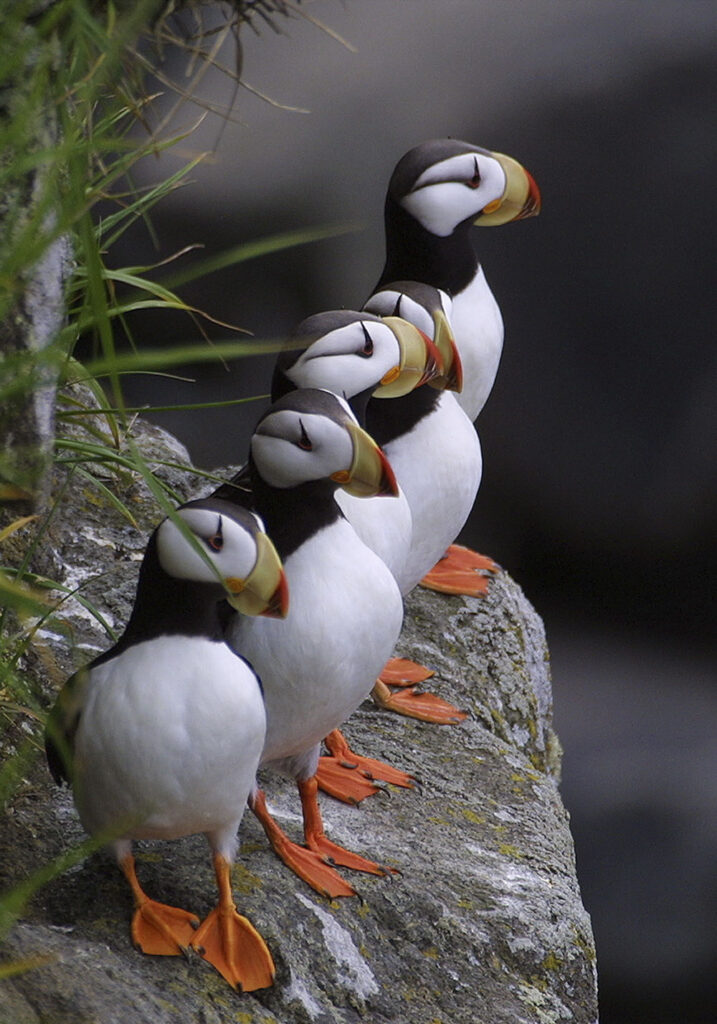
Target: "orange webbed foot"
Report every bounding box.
[372,679,467,725]
[419,543,499,596]
[191,854,274,991]
[120,853,199,956]
[250,789,356,898]
[131,899,199,956]
[317,728,414,803]
[316,755,381,804]
[300,775,396,879]
[306,831,396,878]
[378,656,435,688]
[191,905,275,991]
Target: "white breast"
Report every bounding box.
[386,392,482,594]
[335,484,412,583]
[232,519,403,767]
[73,636,266,844]
[450,267,504,422]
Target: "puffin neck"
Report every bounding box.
[271,365,294,402]
[249,460,342,560]
[378,196,478,296]
[97,537,226,664]
[367,384,441,447]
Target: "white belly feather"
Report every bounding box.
[335,484,412,583]
[74,636,265,844]
[233,519,403,767]
[386,393,482,594]
[451,267,504,422]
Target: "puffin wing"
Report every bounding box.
[44,665,91,786]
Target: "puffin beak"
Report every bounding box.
[331,420,399,498]
[474,152,541,226]
[428,308,463,393]
[373,316,444,398]
[225,531,289,618]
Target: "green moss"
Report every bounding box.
[461,808,485,825]
[572,926,597,963]
[230,863,263,894]
[497,843,524,859]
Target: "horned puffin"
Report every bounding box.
[376,138,540,422]
[373,139,540,589]
[272,309,441,586]
[44,499,287,991]
[273,307,469,728]
[226,388,405,898]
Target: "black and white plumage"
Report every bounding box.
[273,309,441,584]
[267,297,478,723]
[224,388,405,897]
[362,282,482,595]
[45,499,287,991]
[377,138,540,422]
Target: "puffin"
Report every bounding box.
[374,138,540,589]
[272,309,442,586]
[272,307,469,729]
[44,499,288,992]
[223,388,406,898]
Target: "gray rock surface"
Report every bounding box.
[0,414,598,1023]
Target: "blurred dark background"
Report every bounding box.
[108,3,717,1021]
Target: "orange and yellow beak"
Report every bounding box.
[330,420,399,498]
[428,307,463,393]
[475,152,541,226]
[225,531,289,619]
[372,316,444,398]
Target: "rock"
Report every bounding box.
[0,414,598,1023]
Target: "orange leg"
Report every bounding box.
[419,543,499,597]
[191,853,275,991]
[298,775,396,879]
[317,728,414,804]
[250,788,356,898]
[120,853,199,956]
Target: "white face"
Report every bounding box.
[251,406,356,489]
[287,320,402,398]
[156,507,259,585]
[363,289,453,340]
[399,152,507,237]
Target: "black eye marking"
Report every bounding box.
[391,294,402,318]
[359,323,374,357]
[297,419,313,450]
[207,515,224,551]
[466,156,481,189]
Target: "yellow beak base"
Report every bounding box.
[427,308,463,393]
[373,317,443,398]
[226,531,289,618]
[332,421,398,498]
[475,152,541,226]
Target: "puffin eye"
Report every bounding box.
[297,419,313,451]
[359,323,374,358]
[466,157,481,189]
[207,516,223,551]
